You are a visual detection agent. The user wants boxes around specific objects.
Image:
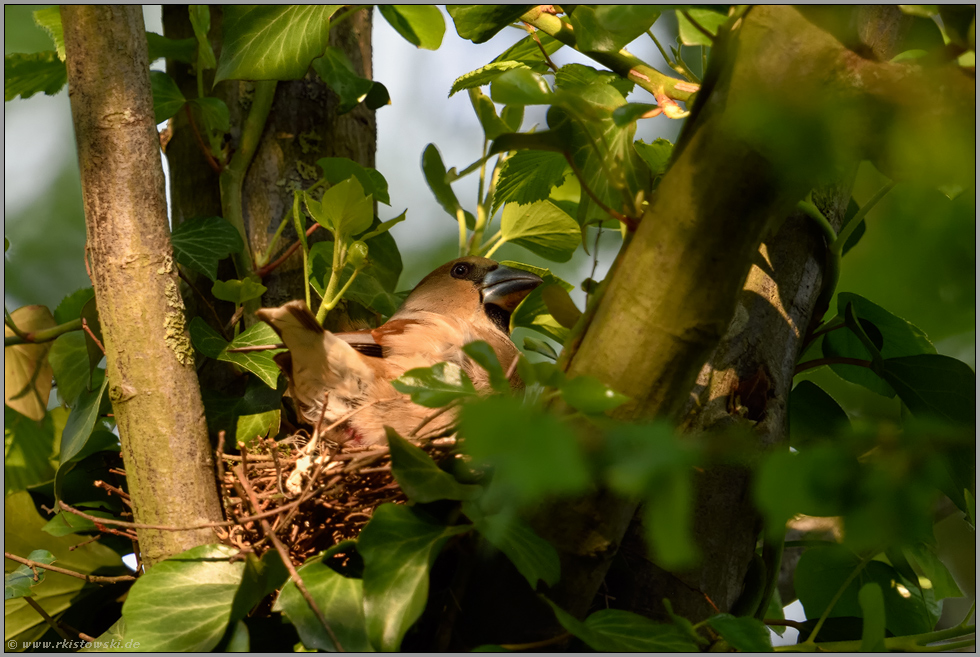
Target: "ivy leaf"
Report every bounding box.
[32,7,65,60]
[447,5,535,44]
[219,323,284,389]
[188,97,230,133]
[569,5,661,53]
[188,316,228,359]
[463,504,560,589]
[149,71,186,124]
[216,5,342,82]
[306,177,374,242]
[316,157,391,206]
[823,293,936,397]
[146,32,197,64]
[422,144,476,229]
[450,61,530,97]
[4,51,66,101]
[676,8,729,47]
[378,5,445,50]
[4,305,56,421]
[707,614,773,652]
[273,559,371,652]
[880,354,975,426]
[359,504,470,651]
[489,67,553,105]
[387,428,481,503]
[634,138,674,176]
[460,397,590,506]
[491,150,569,218]
[236,409,280,446]
[189,4,216,69]
[4,406,60,496]
[211,278,267,305]
[545,600,699,651]
[499,200,579,263]
[171,216,244,281]
[560,375,630,414]
[121,544,244,651]
[788,380,851,447]
[392,362,478,407]
[4,549,55,600]
[312,46,376,115]
[55,372,110,499]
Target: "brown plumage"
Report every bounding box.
[255,256,542,445]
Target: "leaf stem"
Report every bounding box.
[4,318,82,347]
[456,208,468,257]
[804,553,871,644]
[291,192,312,310]
[483,235,505,259]
[794,357,872,375]
[831,182,895,256]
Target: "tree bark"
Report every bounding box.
[62,4,222,566]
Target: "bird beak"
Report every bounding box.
[480,265,543,312]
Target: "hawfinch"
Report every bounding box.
[256,257,542,445]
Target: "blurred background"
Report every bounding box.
[4,3,974,437]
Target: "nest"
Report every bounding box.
[213,428,457,566]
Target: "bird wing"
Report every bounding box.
[255,301,378,425]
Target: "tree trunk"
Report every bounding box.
[62,4,222,566]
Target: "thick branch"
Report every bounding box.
[61,4,223,566]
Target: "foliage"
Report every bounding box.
[4,3,976,654]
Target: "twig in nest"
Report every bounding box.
[233,465,345,652]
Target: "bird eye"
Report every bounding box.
[451,263,471,279]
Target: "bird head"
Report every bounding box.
[395,256,543,332]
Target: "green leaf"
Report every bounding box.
[4,51,67,101]
[273,560,371,652]
[54,287,95,325]
[544,600,699,651]
[189,5,216,69]
[795,544,939,637]
[5,549,55,601]
[634,138,674,176]
[306,177,374,242]
[387,428,481,503]
[569,5,661,53]
[880,354,975,426]
[225,621,249,652]
[56,373,110,497]
[507,262,574,344]
[499,200,579,263]
[211,278,267,305]
[312,46,376,114]
[171,216,244,281]
[899,5,940,18]
[4,305,56,421]
[707,614,773,652]
[446,5,535,43]
[463,504,560,589]
[4,491,123,645]
[49,332,90,407]
[358,211,405,241]
[149,71,186,124]
[450,61,530,97]
[491,150,569,218]
[41,509,107,537]
[489,67,553,105]
[492,32,563,71]
[676,8,729,46]
[378,5,445,50]
[554,62,634,97]
[422,143,476,228]
[146,32,197,64]
[468,87,510,140]
[33,7,65,60]
[788,380,851,447]
[316,157,391,206]
[215,5,342,82]
[359,504,470,651]
[219,323,285,389]
[308,226,404,317]
[236,409,280,445]
[612,103,661,126]
[188,96,230,133]
[823,292,936,397]
[460,397,590,506]
[904,543,963,600]
[121,544,244,651]
[462,340,510,393]
[4,406,59,496]
[858,583,888,651]
[560,375,629,414]
[522,336,557,360]
[365,81,391,110]
[392,361,479,407]
[188,316,228,359]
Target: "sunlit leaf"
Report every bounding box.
[378,5,445,50]
[146,32,196,64]
[171,216,244,282]
[491,150,569,217]
[499,200,579,262]
[219,323,285,389]
[5,305,56,420]
[149,71,186,124]
[216,5,342,82]
[316,157,391,206]
[211,278,267,305]
[489,67,553,105]
[312,46,375,114]
[634,138,674,176]
[450,61,530,97]
[4,51,66,101]
[387,428,481,503]
[392,361,478,407]
[676,8,729,47]
[447,5,535,44]
[469,87,510,140]
[569,5,661,53]
[236,409,280,445]
[32,7,65,60]
[306,177,374,242]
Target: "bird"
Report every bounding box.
[255,256,543,446]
